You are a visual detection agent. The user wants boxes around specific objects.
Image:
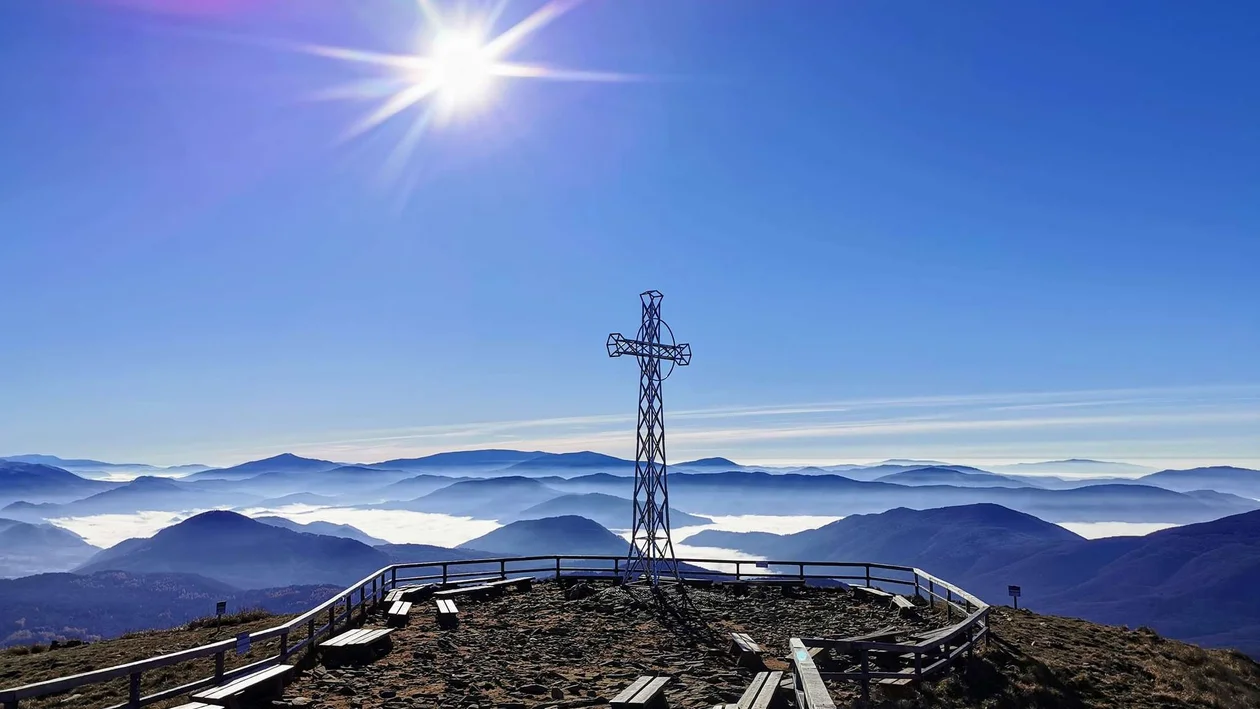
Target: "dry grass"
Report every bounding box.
[894,607,1260,709]
[0,613,302,709]
[5,593,1259,709]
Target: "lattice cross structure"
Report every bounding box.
[607,290,692,587]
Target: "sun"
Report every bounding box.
[426,29,496,113]
[303,0,636,158]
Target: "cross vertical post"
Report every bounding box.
[608,290,692,587]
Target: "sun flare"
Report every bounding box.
[303,0,636,169]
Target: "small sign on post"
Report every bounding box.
[215,601,227,631]
[236,632,251,655]
[1008,584,1022,610]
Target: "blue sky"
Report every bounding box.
[1,1,1257,468]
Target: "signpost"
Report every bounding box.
[1008,584,1021,610]
[215,601,227,631]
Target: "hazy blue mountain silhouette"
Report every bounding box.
[36,476,261,516]
[253,516,387,546]
[223,465,411,497]
[184,454,340,481]
[372,449,545,472]
[250,492,341,507]
[377,477,563,518]
[512,492,711,528]
[1137,466,1260,499]
[675,457,741,469]
[1,454,153,470]
[689,504,1081,575]
[459,515,628,557]
[0,462,115,506]
[372,474,473,500]
[504,451,635,473]
[993,459,1156,478]
[0,519,99,578]
[554,471,1258,522]
[874,466,1037,488]
[0,570,340,647]
[76,511,389,589]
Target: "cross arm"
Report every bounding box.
[607,333,692,365]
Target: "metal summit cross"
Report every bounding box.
[607,290,692,587]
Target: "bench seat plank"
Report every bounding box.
[790,639,836,709]
[191,665,293,703]
[611,675,670,709]
[735,671,781,709]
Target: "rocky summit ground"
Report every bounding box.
[5,581,1260,709]
[285,581,929,709]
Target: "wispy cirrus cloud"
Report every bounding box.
[196,384,1260,469]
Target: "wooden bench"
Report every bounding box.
[436,598,459,629]
[189,664,294,708]
[318,627,394,666]
[444,575,503,587]
[789,639,836,709]
[433,576,532,600]
[610,675,670,709]
[386,600,412,627]
[874,668,916,687]
[729,632,765,669]
[890,595,917,616]
[170,703,217,709]
[384,589,405,603]
[853,585,894,602]
[733,671,782,709]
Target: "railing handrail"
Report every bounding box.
[0,554,989,706]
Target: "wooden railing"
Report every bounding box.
[0,556,989,709]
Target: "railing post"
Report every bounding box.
[329,604,336,636]
[914,574,921,599]
[214,651,225,682]
[307,618,316,652]
[928,579,935,608]
[500,559,506,579]
[442,563,448,585]
[555,556,561,579]
[359,587,366,622]
[372,578,378,607]
[391,567,397,589]
[735,561,741,580]
[915,650,923,679]
[128,672,140,708]
[280,631,289,661]
[946,589,954,622]
[865,564,871,587]
[797,562,804,580]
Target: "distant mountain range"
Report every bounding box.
[75,511,391,589]
[687,504,1260,657]
[459,515,629,557]
[511,492,711,528]
[552,471,1259,523]
[873,466,1034,488]
[252,516,388,546]
[374,476,564,518]
[0,518,99,578]
[0,462,114,506]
